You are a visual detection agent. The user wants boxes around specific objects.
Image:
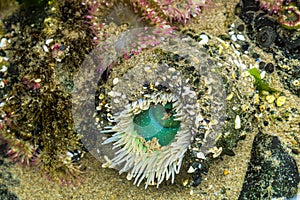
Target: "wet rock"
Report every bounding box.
[239,132,299,199]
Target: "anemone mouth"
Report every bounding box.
[133,102,180,147]
[101,92,192,188]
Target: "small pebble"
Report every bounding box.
[263,121,269,126]
[228,31,235,35]
[0,65,7,72]
[226,93,234,101]
[190,190,194,195]
[266,95,275,103]
[108,91,116,97]
[265,63,274,73]
[42,45,49,52]
[144,66,151,72]
[237,24,245,31]
[242,43,249,51]
[0,49,6,57]
[212,147,223,158]
[173,54,180,62]
[188,166,195,173]
[234,115,241,129]
[259,105,265,112]
[168,67,176,72]
[252,53,260,59]
[276,96,286,107]
[99,94,105,99]
[259,61,265,69]
[231,35,237,42]
[237,34,245,41]
[182,179,189,186]
[196,152,206,159]
[113,78,119,85]
[198,34,209,45]
[59,45,66,51]
[45,38,54,46]
[223,169,230,175]
[292,80,299,86]
[187,66,195,71]
[113,99,120,104]
[96,106,101,111]
[241,104,248,111]
[254,94,260,104]
[260,71,266,79]
[0,38,8,48]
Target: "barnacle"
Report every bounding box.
[72,28,226,188]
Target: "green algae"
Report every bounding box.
[248,68,277,94]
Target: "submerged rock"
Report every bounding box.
[239,132,300,199]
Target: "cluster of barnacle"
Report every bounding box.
[0,0,94,185]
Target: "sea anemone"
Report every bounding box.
[279,3,300,29]
[72,28,226,188]
[82,0,213,44]
[97,58,202,188]
[101,91,193,188]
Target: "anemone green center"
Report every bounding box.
[133,103,180,146]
